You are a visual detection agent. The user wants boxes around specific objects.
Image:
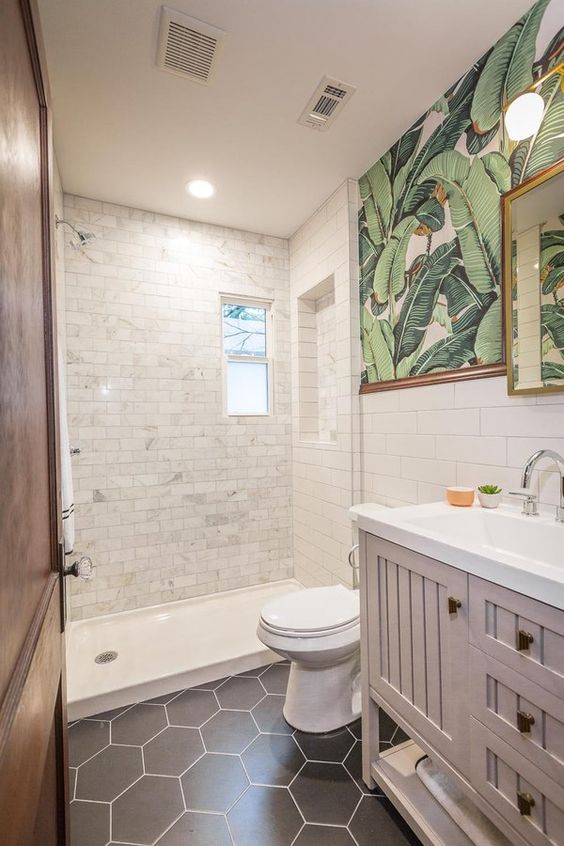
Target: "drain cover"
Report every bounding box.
[95,650,118,664]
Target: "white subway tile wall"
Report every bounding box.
[62,195,292,619]
[361,376,564,509]
[289,181,361,589]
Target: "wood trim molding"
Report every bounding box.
[0,573,59,760]
[359,363,507,394]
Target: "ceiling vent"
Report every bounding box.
[157,7,224,84]
[298,76,356,131]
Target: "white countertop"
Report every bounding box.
[351,500,564,610]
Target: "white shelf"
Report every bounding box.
[371,741,476,846]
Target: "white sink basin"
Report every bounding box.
[351,501,564,609]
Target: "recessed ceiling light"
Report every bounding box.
[186,179,215,199]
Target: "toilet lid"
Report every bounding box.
[260,586,359,634]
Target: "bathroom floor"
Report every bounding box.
[69,662,420,846]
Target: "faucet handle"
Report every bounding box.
[508,489,538,516]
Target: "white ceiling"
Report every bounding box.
[38,0,534,237]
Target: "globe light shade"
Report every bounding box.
[504,92,545,141]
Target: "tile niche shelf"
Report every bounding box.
[297,275,338,445]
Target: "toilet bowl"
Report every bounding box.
[257,585,361,733]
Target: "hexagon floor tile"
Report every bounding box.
[144,725,204,776]
[75,744,143,801]
[69,663,421,846]
[181,752,248,812]
[166,689,219,727]
[112,775,184,845]
[290,761,361,825]
[228,785,303,846]
[201,709,258,754]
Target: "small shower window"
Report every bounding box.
[221,297,272,415]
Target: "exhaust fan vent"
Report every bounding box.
[298,76,355,131]
[157,6,224,84]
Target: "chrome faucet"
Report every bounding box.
[516,449,564,523]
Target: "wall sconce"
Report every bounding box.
[504,61,564,141]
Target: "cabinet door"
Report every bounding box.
[364,534,469,773]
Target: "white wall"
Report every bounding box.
[361,377,564,510]
[62,195,292,619]
[289,180,361,588]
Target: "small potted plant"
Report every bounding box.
[477,484,502,509]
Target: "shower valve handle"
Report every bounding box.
[63,555,94,580]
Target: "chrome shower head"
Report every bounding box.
[55,215,96,249]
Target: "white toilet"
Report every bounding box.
[257,585,361,733]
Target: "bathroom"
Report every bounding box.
[1,0,564,844]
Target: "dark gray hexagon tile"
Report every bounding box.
[112,775,184,846]
[349,796,421,846]
[146,690,183,705]
[343,742,381,795]
[251,695,293,735]
[392,724,410,746]
[182,753,248,812]
[70,800,110,846]
[290,762,361,825]
[201,709,258,754]
[166,689,219,727]
[111,703,167,745]
[242,734,304,786]
[348,719,362,740]
[379,709,400,743]
[191,676,229,690]
[216,676,265,709]
[76,744,143,801]
[91,704,132,721]
[228,785,302,846]
[237,664,271,677]
[259,664,290,694]
[155,811,232,846]
[294,727,354,762]
[144,726,204,776]
[68,720,109,767]
[293,825,357,845]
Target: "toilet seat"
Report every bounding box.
[259,585,359,638]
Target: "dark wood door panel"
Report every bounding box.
[0,0,54,705]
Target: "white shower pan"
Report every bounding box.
[66,579,302,721]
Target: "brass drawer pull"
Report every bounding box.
[516,711,535,733]
[448,596,462,615]
[517,791,535,816]
[516,629,534,651]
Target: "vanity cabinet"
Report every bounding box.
[360,532,564,846]
[364,535,469,774]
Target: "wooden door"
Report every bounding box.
[0,1,68,844]
[363,534,469,774]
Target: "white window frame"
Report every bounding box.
[220,294,274,417]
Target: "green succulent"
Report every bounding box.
[478,484,502,495]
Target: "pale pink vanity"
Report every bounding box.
[354,502,564,846]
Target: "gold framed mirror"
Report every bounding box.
[502,158,564,396]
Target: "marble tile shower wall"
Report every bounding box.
[63,195,292,620]
[361,377,564,509]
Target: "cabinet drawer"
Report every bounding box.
[469,577,564,698]
[470,719,564,846]
[470,647,564,786]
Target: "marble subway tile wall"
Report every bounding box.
[289,181,361,588]
[63,195,292,620]
[361,377,564,509]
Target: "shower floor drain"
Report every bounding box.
[95,650,118,665]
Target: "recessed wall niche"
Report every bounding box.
[297,276,337,444]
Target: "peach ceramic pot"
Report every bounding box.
[446,487,475,507]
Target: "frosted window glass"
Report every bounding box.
[227,361,268,414]
[223,304,266,357]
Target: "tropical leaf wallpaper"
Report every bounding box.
[359,0,564,386]
[541,215,564,382]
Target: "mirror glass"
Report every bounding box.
[505,163,564,395]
